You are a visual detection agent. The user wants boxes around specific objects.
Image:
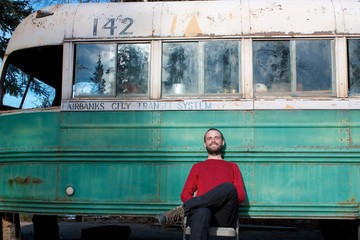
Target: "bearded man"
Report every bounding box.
[156,128,246,240]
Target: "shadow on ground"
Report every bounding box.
[21,217,325,240]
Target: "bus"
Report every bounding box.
[1,0,360,238]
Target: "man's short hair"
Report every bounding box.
[204,128,224,142]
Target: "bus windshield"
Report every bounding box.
[2,64,56,109]
[1,46,62,110]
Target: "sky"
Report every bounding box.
[31,0,113,11]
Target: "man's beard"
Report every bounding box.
[206,144,223,156]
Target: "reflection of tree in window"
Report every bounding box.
[162,43,199,95]
[90,53,106,95]
[2,64,54,109]
[222,49,231,89]
[117,46,148,94]
[3,65,28,99]
[253,41,290,90]
[349,40,360,95]
[29,79,54,108]
[164,47,187,89]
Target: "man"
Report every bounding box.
[157,128,246,240]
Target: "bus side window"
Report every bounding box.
[253,41,291,96]
[74,44,116,97]
[253,40,335,97]
[73,43,150,98]
[161,40,241,97]
[2,64,56,109]
[204,41,240,95]
[117,44,150,96]
[162,42,199,96]
[348,39,360,96]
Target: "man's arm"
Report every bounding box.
[233,163,246,204]
[180,165,198,203]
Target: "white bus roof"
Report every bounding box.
[5,0,360,56]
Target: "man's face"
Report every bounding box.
[204,130,225,155]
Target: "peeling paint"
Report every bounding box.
[185,15,202,37]
[170,16,177,37]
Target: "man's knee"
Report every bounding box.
[190,207,211,223]
[220,182,236,192]
[220,182,238,201]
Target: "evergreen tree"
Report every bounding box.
[90,53,106,94]
[0,0,32,59]
[2,65,28,98]
[165,47,187,87]
[117,46,147,94]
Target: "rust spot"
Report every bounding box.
[313,31,334,35]
[8,176,43,185]
[339,197,357,204]
[32,178,43,184]
[348,128,352,148]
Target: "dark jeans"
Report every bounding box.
[183,182,239,240]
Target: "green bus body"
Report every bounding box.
[1,109,359,219]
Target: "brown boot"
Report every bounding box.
[156,205,185,228]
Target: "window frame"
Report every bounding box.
[252,38,337,98]
[71,41,152,100]
[63,37,349,103]
[161,39,243,99]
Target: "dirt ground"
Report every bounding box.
[20,216,325,240]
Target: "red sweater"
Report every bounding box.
[180,159,246,204]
